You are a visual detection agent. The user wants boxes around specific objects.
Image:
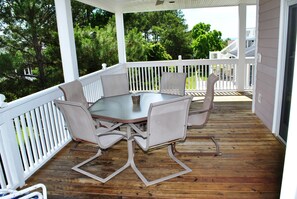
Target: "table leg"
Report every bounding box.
[127,124,152,185]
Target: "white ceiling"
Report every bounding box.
[76,0,256,13]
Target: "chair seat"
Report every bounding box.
[187,114,206,127]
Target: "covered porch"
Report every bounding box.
[1,0,296,198]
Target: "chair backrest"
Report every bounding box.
[101,73,130,97]
[160,72,187,96]
[54,100,97,144]
[58,80,89,108]
[188,73,219,127]
[203,73,219,111]
[143,96,192,150]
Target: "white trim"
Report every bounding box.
[0,121,25,189]
[272,0,297,136]
[280,5,297,197]
[54,0,79,82]
[252,0,260,113]
[115,12,127,64]
[237,4,247,91]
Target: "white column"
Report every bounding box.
[252,0,260,113]
[0,121,25,188]
[237,4,247,91]
[115,12,127,64]
[54,0,79,82]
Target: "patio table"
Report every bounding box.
[88,92,180,181]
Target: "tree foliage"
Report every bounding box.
[124,10,192,59]
[0,0,58,87]
[0,0,62,101]
[0,0,115,101]
[147,42,172,61]
[191,22,225,59]
[74,23,117,75]
[71,1,113,28]
[125,28,148,62]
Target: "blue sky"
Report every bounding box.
[182,6,256,39]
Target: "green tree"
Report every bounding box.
[125,28,148,62]
[71,1,113,28]
[0,0,59,90]
[124,10,192,60]
[0,0,113,101]
[147,42,172,61]
[74,24,117,75]
[191,22,225,59]
[74,17,149,72]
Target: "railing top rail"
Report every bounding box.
[126,58,242,68]
[0,86,62,124]
[245,57,256,63]
[79,63,125,85]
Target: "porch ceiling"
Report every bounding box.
[76,0,256,13]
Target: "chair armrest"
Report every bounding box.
[189,102,215,115]
[189,107,210,115]
[192,99,204,102]
[129,123,148,138]
[96,122,127,137]
[97,130,127,138]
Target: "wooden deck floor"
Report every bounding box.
[25,100,286,199]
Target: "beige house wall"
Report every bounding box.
[255,0,281,131]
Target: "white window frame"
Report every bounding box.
[272,0,297,143]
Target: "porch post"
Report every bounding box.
[237,4,247,91]
[0,121,25,188]
[115,12,127,64]
[54,0,79,82]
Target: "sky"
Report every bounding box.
[182,6,256,39]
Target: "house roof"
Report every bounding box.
[229,43,256,57]
[76,0,256,13]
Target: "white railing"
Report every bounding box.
[245,57,256,90]
[0,59,254,189]
[0,87,69,190]
[127,58,255,93]
[0,64,126,189]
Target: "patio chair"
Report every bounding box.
[160,72,187,96]
[101,73,130,97]
[59,80,90,108]
[59,79,114,128]
[172,73,221,156]
[129,96,192,186]
[0,183,47,199]
[54,100,129,183]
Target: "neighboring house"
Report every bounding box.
[209,28,256,59]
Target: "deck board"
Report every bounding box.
[25,100,285,198]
